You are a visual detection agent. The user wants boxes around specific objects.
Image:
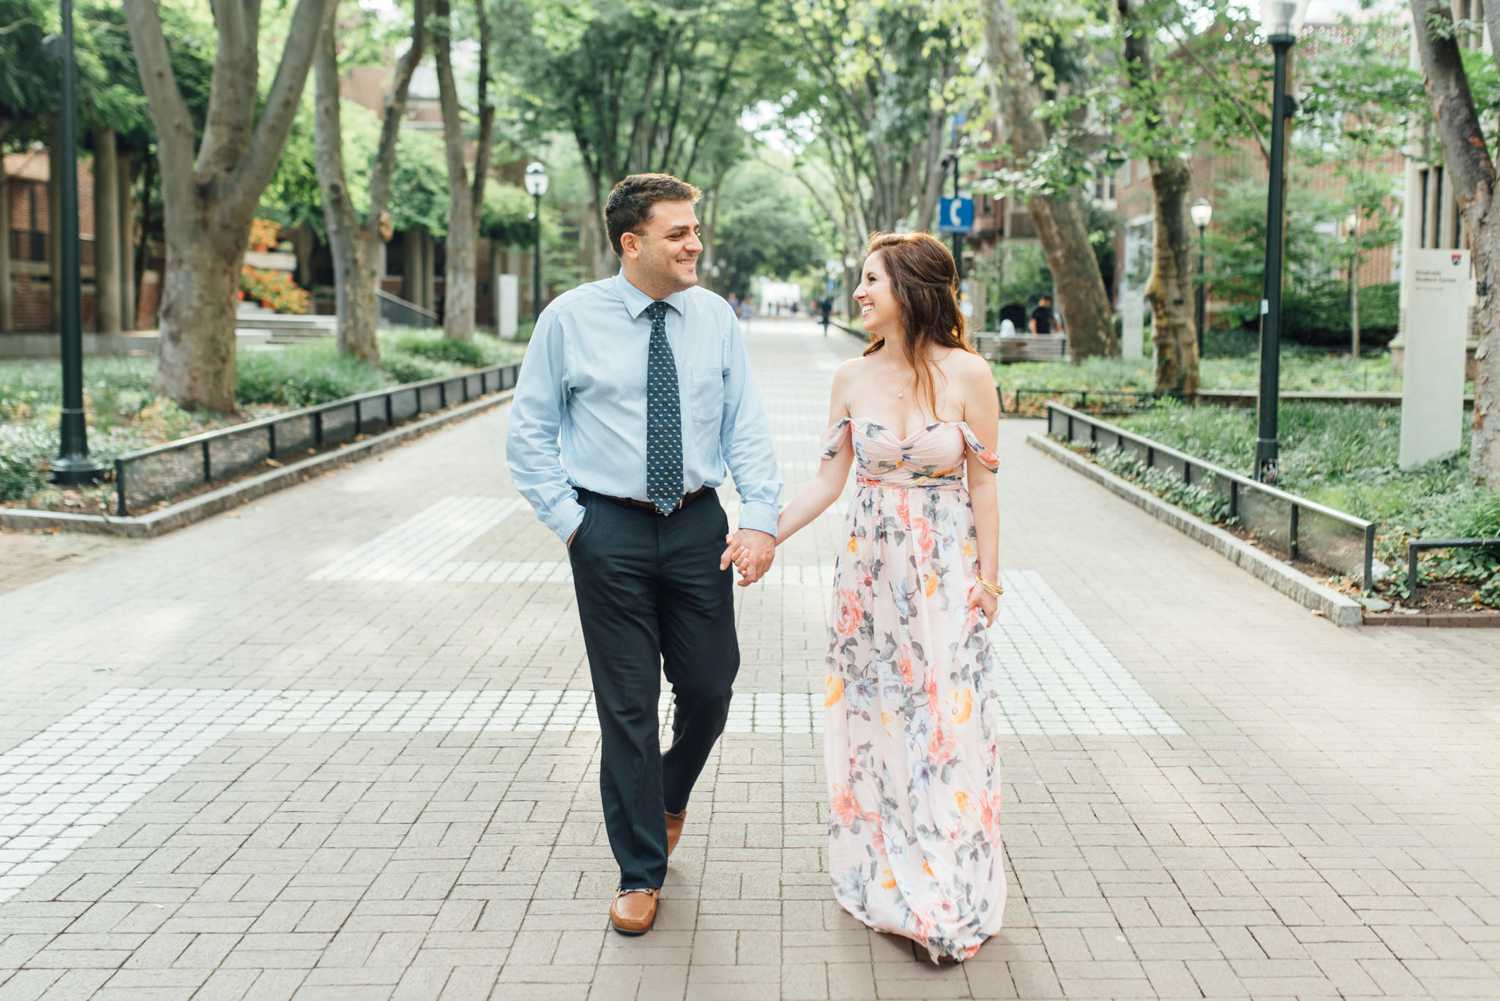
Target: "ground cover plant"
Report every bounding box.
[1103,400,1499,609]
[995,337,1410,414]
[0,329,524,510]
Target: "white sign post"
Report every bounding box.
[498,274,519,339]
[1120,294,1145,360]
[1399,249,1472,469]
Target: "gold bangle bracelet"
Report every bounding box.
[977,575,1005,597]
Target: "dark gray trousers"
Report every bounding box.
[567,488,739,890]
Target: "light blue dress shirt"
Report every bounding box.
[506,272,782,542]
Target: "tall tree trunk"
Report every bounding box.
[1117,0,1198,394]
[1410,0,1500,487]
[1144,160,1197,394]
[0,172,11,332]
[93,128,122,334]
[157,206,244,409]
[434,0,476,341]
[1026,198,1117,357]
[119,153,137,331]
[133,152,153,328]
[312,0,425,362]
[985,0,1116,359]
[123,0,333,411]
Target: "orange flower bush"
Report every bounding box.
[248,218,281,252]
[239,267,310,315]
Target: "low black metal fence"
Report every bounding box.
[1407,538,1500,592]
[113,361,521,516]
[1008,387,1162,415]
[1047,403,1376,591]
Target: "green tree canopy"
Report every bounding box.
[714,159,823,296]
[0,0,213,151]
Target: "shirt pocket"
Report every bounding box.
[686,366,725,434]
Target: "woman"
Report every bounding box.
[741,232,1006,962]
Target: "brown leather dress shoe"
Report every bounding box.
[665,809,687,857]
[609,888,658,936]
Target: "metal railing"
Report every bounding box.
[113,361,521,516]
[377,288,439,328]
[829,318,863,339]
[1407,538,1500,592]
[1047,403,1376,591]
[1008,387,1162,414]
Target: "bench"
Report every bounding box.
[972,332,1068,363]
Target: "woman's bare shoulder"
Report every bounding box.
[833,355,870,385]
[937,346,991,380]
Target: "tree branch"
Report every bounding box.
[367,0,427,229]
[198,0,261,180]
[433,0,468,194]
[1159,18,1269,164]
[1410,0,1495,219]
[313,1,354,234]
[120,0,196,206]
[236,0,335,206]
[470,0,493,219]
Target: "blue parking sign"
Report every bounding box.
[938,197,974,234]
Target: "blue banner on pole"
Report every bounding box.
[938,197,974,234]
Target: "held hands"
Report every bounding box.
[966,578,1001,623]
[719,529,776,586]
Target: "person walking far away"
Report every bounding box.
[726,232,1006,962]
[1029,293,1061,335]
[506,172,781,936]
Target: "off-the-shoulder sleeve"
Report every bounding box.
[820,417,853,460]
[958,422,999,472]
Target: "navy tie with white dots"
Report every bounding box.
[644,301,683,515]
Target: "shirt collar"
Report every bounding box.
[612,271,688,320]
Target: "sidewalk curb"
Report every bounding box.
[1026,432,1364,627]
[0,391,514,539]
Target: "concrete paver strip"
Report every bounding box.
[0,319,1497,999]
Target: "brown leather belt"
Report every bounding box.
[583,486,711,515]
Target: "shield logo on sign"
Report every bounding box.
[1452,253,1463,265]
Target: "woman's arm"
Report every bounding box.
[774,364,856,545]
[959,354,1002,611]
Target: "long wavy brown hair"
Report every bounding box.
[861,232,975,420]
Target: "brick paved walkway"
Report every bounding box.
[1,318,1498,1000]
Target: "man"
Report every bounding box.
[1029,293,1062,335]
[506,173,780,936]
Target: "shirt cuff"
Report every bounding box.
[546,497,586,543]
[736,501,779,539]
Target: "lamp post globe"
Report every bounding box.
[1191,198,1212,358]
[524,162,548,320]
[1190,198,1213,230]
[1253,0,1310,483]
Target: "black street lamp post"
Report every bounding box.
[49,0,102,486]
[524,162,548,321]
[1191,198,1212,358]
[1253,0,1308,484]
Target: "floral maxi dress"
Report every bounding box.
[821,417,1006,963]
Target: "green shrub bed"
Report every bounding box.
[1103,400,1499,609]
[0,328,524,509]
